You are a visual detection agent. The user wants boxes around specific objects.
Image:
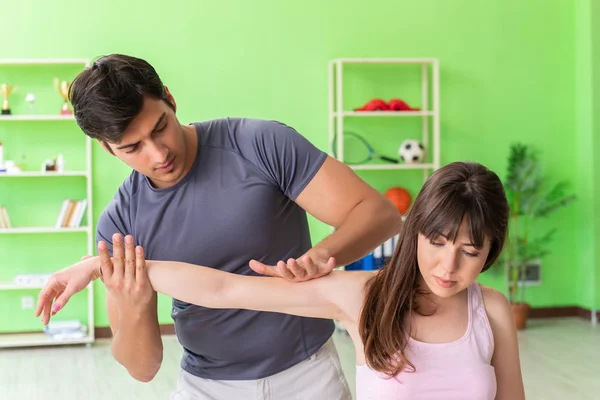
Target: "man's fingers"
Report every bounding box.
[135,245,146,281]
[249,260,298,280]
[124,235,136,283]
[97,241,114,279]
[277,260,296,281]
[315,256,336,278]
[301,255,318,277]
[249,254,337,281]
[111,233,124,278]
[326,257,337,272]
[286,258,307,279]
[80,255,93,261]
[248,260,278,277]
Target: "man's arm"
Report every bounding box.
[96,193,165,383]
[101,233,163,383]
[233,119,400,280]
[80,251,164,382]
[295,156,401,266]
[251,156,401,280]
[106,289,163,382]
[35,248,163,382]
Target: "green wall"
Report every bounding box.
[592,0,600,312]
[574,0,596,314]
[0,0,595,331]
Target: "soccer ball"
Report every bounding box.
[398,139,425,164]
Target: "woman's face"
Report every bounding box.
[417,218,491,298]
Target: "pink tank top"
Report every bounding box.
[355,283,496,400]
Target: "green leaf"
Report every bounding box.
[501,142,576,303]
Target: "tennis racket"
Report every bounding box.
[332,131,399,165]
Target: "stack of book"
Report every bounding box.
[55,199,87,228]
[345,234,400,271]
[0,205,11,228]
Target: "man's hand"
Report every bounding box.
[98,234,163,383]
[249,247,336,282]
[35,256,101,325]
[98,233,154,314]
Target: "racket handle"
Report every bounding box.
[380,156,399,164]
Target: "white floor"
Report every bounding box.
[0,318,598,399]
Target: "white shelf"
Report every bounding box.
[0,59,89,66]
[0,332,94,348]
[329,57,440,175]
[0,171,88,178]
[0,115,75,121]
[332,58,437,64]
[350,163,436,171]
[0,227,89,234]
[336,111,434,117]
[0,57,95,349]
[0,282,45,290]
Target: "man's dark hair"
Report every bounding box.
[69,54,174,150]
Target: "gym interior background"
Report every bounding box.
[0,0,598,399]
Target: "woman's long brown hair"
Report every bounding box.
[358,161,509,377]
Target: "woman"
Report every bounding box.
[38,161,525,399]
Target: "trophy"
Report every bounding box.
[54,78,72,115]
[1,84,14,115]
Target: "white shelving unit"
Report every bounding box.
[328,58,441,181]
[328,58,440,335]
[327,58,440,254]
[0,58,94,348]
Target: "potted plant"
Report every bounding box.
[500,143,576,329]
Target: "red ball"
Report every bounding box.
[385,187,412,214]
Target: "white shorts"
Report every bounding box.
[169,337,352,400]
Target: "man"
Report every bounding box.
[36,54,401,399]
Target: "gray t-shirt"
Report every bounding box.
[96,117,334,380]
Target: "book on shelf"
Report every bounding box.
[344,234,399,271]
[55,199,87,228]
[0,205,11,228]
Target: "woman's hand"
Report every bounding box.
[35,256,101,325]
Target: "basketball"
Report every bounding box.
[385,187,412,214]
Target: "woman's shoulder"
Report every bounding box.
[477,283,514,336]
[478,284,511,310]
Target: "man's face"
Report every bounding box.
[103,94,189,188]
